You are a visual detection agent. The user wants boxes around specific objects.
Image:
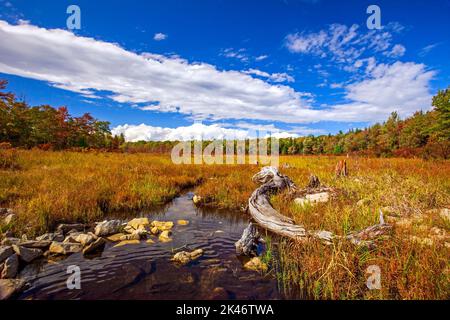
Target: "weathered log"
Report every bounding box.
[236,167,391,255]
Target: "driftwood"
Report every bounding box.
[235,167,391,255]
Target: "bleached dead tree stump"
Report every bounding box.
[236,167,392,255]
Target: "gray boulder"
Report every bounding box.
[1,254,19,278]
[1,238,21,246]
[82,238,106,255]
[94,220,122,237]
[0,246,14,264]
[36,232,64,242]
[12,245,43,263]
[56,223,85,234]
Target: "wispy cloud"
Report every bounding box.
[222,48,248,62]
[285,23,405,66]
[418,42,442,57]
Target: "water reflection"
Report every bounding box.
[18,193,281,300]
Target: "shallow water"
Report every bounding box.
[17,193,281,300]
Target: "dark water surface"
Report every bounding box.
[17,193,281,300]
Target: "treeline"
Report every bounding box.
[122,88,450,159]
[277,88,449,159]
[0,80,124,150]
[1,78,449,158]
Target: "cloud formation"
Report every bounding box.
[285,23,403,65]
[112,122,301,141]
[0,20,435,128]
[153,33,167,41]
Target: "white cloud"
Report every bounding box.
[384,44,406,58]
[419,42,441,57]
[244,68,295,83]
[111,121,325,142]
[330,62,435,122]
[255,55,268,61]
[112,122,302,141]
[153,33,167,41]
[285,23,403,66]
[222,48,248,62]
[0,21,311,123]
[0,20,435,128]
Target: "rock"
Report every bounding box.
[0,279,27,300]
[151,221,174,232]
[113,240,140,248]
[3,213,16,225]
[106,233,126,242]
[73,233,97,246]
[243,257,268,273]
[172,249,204,265]
[439,208,450,222]
[294,192,330,207]
[12,245,43,263]
[63,235,79,244]
[1,254,19,278]
[19,240,51,250]
[127,218,150,230]
[193,195,202,205]
[177,220,190,226]
[1,238,21,246]
[49,242,83,255]
[56,223,85,234]
[120,231,143,241]
[94,220,122,237]
[158,230,172,243]
[36,232,64,242]
[0,246,14,264]
[82,238,106,255]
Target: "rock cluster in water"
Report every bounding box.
[0,209,190,300]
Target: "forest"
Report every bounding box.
[1,79,449,158]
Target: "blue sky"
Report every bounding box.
[0,0,449,141]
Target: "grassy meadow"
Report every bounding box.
[0,149,449,299]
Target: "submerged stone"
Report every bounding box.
[151,221,174,232]
[158,230,172,243]
[243,257,268,273]
[172,249,204,265]
[113,240,140,248]
[177,220,190,226]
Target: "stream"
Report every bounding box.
[16,192,282,300]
